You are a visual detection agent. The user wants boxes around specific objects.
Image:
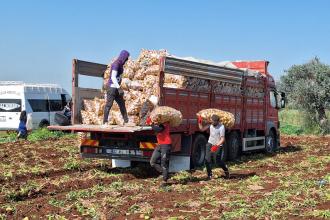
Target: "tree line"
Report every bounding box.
[279,57,330,134]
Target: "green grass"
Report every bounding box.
[279,109,330,135]
[280,123,304,135]
[5,181,42,202]
[63,158,81,170]
[0,132,16,143]
[48,198,66,208]
[0,128,76,143]
[171,171,193,184]
[309,209,330,218]
[46,214,68,220]
[28,128,76,142]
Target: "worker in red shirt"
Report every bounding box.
[147,117,171,186]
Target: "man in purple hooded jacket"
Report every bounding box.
[103,50,130,125]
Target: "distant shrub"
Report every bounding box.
[280,123,304,135]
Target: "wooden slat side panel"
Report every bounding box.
[76,60,107,77]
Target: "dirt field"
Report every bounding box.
[0,135,329,219]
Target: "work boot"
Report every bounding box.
[155,175,163,181]
[224,171,230,179]
[206,172,213,181]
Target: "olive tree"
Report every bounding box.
[279,57,330,133]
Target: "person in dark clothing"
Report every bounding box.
[17,110,28,140]
[55,101,72,126]
[139,95,158,126]
[103,50,130,125]
[148,119,172,186]
[198,114,230,180]
[63,100,72,121]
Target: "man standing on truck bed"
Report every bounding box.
[147,117,171,186]
[198,114,230,180]
[103,50,130,125]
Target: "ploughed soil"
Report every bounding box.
[0,135,329,219]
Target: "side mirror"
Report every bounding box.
[280,92,286,108]
[280,99,285,108]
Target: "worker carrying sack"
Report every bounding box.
[197,108,235,128]
[150,106,182,127]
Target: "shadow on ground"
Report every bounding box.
[228,145,303,166]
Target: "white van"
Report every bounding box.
[0,81,71,130]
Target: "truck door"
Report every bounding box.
[269,91,277,118]
[267,90,279,132]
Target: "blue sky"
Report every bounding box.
[1,0,329,93]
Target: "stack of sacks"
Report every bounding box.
[114,49,168,125]
[81,49,243,126]
[84,49,168,126]
[163,74,187,89]
[214,82,241,95]
[197,108,235,128]
[245,87,264,98]
[163,75,211,92]
[150,106,183,127]
[81,98,117,125]
[186,77,211,92]
[103,65,111,92]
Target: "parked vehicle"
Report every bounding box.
[0,81,70,130]
[49,57,285,171]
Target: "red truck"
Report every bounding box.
[49,56,285,171]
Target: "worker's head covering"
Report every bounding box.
[117,50,130,65]
[109,50,130,75]
[108,50,130,87]
[148,95,159,106]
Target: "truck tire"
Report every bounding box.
[227,132,240,161]
[191,134,207,168]
[265,130,277,153]
[39,120,50,128]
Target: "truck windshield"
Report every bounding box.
[0,99,22,112]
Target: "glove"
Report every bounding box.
[146,117,152,125]
[198,116,203,124]
[211,145,219,153]
[118,88,124,96]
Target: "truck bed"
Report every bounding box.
[48,124,152,133]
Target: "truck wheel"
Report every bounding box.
[227,132,240,161]
[191,134,207,168]
[265,130,277,153]
[39,120,50,128]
